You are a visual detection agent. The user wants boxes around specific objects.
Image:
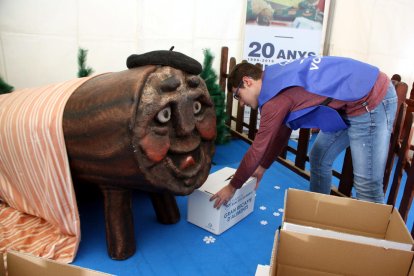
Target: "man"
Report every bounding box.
[210,56,397,208]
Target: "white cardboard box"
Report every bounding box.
[187,167,256,235]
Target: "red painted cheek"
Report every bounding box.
[139,133,170,163]
[196,118,216,140]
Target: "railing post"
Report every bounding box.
[236,105,245,133]
[387,112,414,206]
[399,160,414,222]
[225,57,237,127]
[410,81,414,100]
[219,47,228,93]
[247,109,258,140]
[294,128,310,169]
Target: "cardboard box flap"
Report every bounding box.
[283,222,413,251]
[386,209,414,244]
[284,189,392,238]
[269,230,280,276]
[276,264,340,276]
[198,167,236,194]
[197,167,256,195]
[269,230,336,276]
[276,230,414,276]
[6,251,113,276]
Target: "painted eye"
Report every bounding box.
[193,101,202,114]
[157,107,171,123]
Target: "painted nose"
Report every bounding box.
[175,103,195,137]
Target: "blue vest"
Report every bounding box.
[258,56,379,132]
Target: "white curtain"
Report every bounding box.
[0,0,413,91]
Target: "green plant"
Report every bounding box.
[77,48,94,78]
[200,49,230,144]
[0,76,13,94]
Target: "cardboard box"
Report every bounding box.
[267,189,414,275]
[269,230,414,276]
[187,167,256,235]
[1,251,112,276]
[283,189,414,245]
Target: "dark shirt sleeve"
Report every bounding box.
[229,93,293,189]
[260,124,291,169]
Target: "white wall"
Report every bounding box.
[327,0,414,90]
[1,0,414,92]
[0,0,246,89]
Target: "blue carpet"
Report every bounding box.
[72,137,412,275]
[72,139,309,275]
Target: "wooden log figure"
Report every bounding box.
[62,50,216,259]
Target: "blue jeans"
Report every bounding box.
[309,83,398,203]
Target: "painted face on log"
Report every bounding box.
[133,66,216,194]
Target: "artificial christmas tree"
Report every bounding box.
[77,48,94,78]
[0,76,13,94]
[200,49,230,144]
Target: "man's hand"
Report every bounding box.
[210,184,236,209]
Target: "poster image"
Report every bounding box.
[244,0,328,66]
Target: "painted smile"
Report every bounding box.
[165,147,204,184]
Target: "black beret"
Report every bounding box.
[126,50,202,75]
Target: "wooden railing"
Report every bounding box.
[218,46,414,232]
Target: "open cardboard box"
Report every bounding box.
[187,167,256,235]
[0,251,112,276]
[269,230,414,276]
[283,189,414,245]
[267,189,414,275]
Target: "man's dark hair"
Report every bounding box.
[227,62,263,92]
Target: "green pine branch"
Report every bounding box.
[0,76,14,94]
[77,48,94,78]
[200,49,230,144]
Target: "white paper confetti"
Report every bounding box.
[278,208,284,213]
[273,212,280,217]
[274,186,281,190]
[259,206,267,210]
[260,220,268,225]
[203,236,216,244]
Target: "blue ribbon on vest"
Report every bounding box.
[284,105,348,132]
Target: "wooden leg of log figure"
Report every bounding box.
[102,187,136,260]
[149,192,180,224]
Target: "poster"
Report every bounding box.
[243,0,329,66]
